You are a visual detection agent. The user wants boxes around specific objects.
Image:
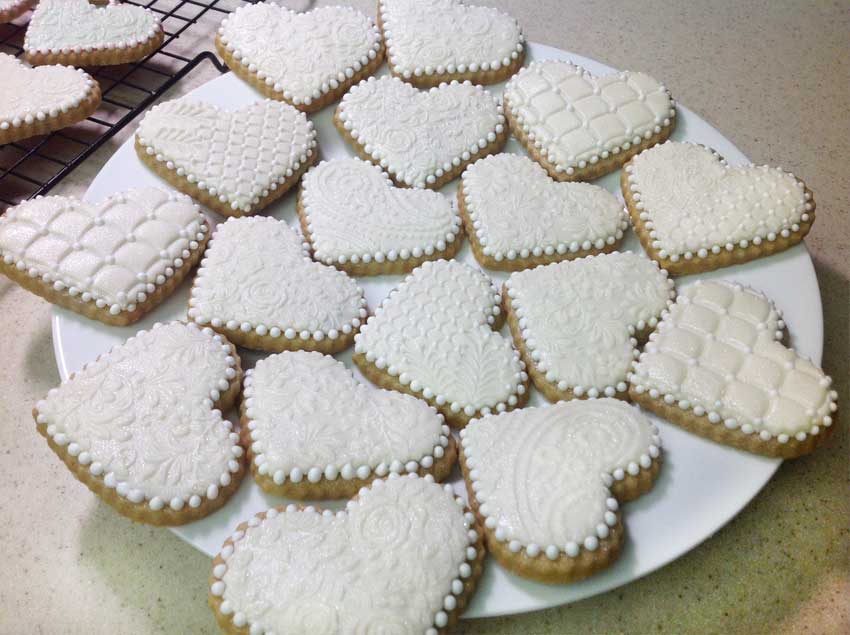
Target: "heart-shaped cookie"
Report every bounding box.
[629,280,837,458]
[353,259,527,427]
[0,53,101,145]
[504,252,674,403]
[336,75,507,189]
[0,187,209,326]
[378,0,525,87]
[188,216,367,354]
[460,399,661,583]
[135,98,317,217]
[503,60,676,181]
[24,0,163,66]
[216,4,384,112]
[0,0,35,26]
[623,142,816,274]
[459,153,628,270]
[298,158,463,275]
[242,351,456,498]
[209,474,484,634]
[34,321,245,525]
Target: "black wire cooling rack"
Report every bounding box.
[0,0,259,211]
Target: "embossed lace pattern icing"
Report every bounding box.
[220,477,469,633]
[0,53,94,122]
[36,323,236,501]
[301,158,458,260]
[0,188,203,308]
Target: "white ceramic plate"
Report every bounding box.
[53,43,822,619]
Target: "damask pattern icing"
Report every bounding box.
[136,98,316,214]
[337,75,505,188]
[460,399,660,554]
[460,153,627,266]
[34,322,243,513]
[624,142,813,263]
[188,216,367,346]
[379,0,524,83]
[630,280,837,441]
[504,252,674,400]
[354,259,526,422]
[300,158,461,267]
[211,475,481,634]
[217,4,382,108]
[0,188,207,315]
[503,60,675,177]
[243,351,451,488]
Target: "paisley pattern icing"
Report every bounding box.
[625,142,812,261]
[0,188,207,314]
[218,4,382,107]
[300,158,461,266]
[0,52,97,129]
[504,60,675,176]
[337,75,505,188]
[35,322,243,510]
[136,98,316,214]
[505,252,674,397]
[188,216,367,341]
[630,281,837,439]
[379,0,524,81]
[354,259,525,416]
[461,153,628,263]
[461,399,660,550]
[25,0,161,54]
[243,351,450,485]
[213,475,478,634]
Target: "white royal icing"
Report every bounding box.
[0,53,97,131]
[24,0,161,55]
[506,252,674,398]
[503,60,675,176]
[630,281,837,440]
[213,475,479,634]
[300,158,461,267]
[188,216,367,343]
[218,4,382,108]
[461,153,628,263]
[354,259,526,417]
[337,76,505,188]
[243,351,451,487]
[625,142,813,262]
[0,188,207,315]
[460,399,660,554]
[0,0,33,22]
[136,98,316,214]
[379,0,524,82]
[35,322,243,511]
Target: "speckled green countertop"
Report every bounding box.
[1,1,847,633]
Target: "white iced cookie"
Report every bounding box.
[459,153,628,270]
[378,0,525,87]
[209,474,484,635]
[242,351,456,498]
[298,158,463,275]
[216,4,383,112]
[34,322,244,525]
[0,52,100,145]
[0,188,209,325]
[630,280,837,458]
[503,60,676,181]
[24,0,163,66]
[623,142,816,274]
[1,0,35,27]
[336,75,507,189]
[353,259,528,427]
[135,98,317,217]
[460,399,662,583]
[188,216,367,354]
[504,252,674,403]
